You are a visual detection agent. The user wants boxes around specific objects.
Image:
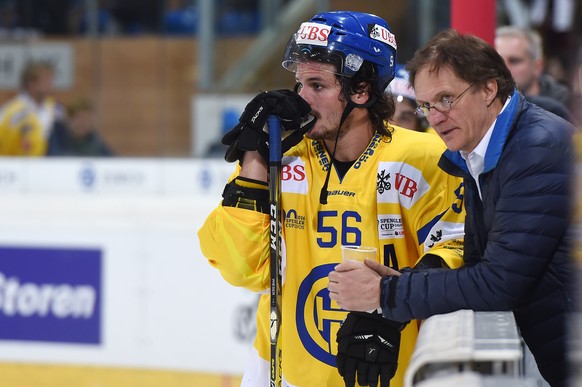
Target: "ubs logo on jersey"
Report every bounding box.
[377,162,430,209]
[282,156,308,194]
[296,263,347,366]
[377,170,391,194]
[377,171,417,197]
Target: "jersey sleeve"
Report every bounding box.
[198,197,271,292]
[415,181,465,269]
[408,149,465,269]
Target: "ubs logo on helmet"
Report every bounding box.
[369,24,397,50]
[296,22,331,47]
[296,263,347,366]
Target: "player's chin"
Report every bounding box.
[304,127,321,140]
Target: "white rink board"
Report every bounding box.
[0,157,255,375]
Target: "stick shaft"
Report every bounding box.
[268,116,282,387]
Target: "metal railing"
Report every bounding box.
[404,310,549,387]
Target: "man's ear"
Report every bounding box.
[484,79,498,106]
[352,82,371,104]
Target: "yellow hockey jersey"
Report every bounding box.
[0,93,57,156]
[199,126,465,387]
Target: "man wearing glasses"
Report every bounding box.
[329,29,576,387]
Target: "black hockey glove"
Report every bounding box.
[222,89,316,163]
[336,312,407,387]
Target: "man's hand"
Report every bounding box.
[364,259,401,277]
[328,260,400,312]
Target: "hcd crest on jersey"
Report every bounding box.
[296,263,347,366]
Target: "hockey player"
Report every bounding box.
[199,11,465,387]
[0,61,62,156]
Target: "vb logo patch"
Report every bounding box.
[296,263,347,366]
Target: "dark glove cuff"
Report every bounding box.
[221,177,269,214]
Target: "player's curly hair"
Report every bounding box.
[342,61,394,139]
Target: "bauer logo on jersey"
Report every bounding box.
[0,246,101,344]
[296,22,331,47]
[377,162,430,209]
[378,214,405,239]
[369,24,397,50]
[282,156,308,194]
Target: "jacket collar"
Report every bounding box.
[442,88,520,174]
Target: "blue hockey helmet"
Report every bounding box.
[282,11,397,90]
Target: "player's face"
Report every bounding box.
[414,66,492,153]
[33,68,55,100]
[295,62,346,141]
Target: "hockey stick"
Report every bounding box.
[267,115,283,387]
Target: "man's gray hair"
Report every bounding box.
[495,25,543,61]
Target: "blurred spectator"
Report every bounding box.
[216,0,260,36]
[68,0,115,36]
[47,97,113,157]
[108,0,164,34]
[0,61,62,156]
[500,0,576,84]
[495,26,571,105]
[386,65,430,132]
[162,0,198,36]
[14,0,71,35]
[495,25,572,121]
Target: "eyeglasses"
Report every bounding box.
[415,84,474,118]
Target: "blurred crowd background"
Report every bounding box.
[0,2,580,386]
[0,0,579,157]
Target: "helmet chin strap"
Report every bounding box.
[319,84,377,205]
